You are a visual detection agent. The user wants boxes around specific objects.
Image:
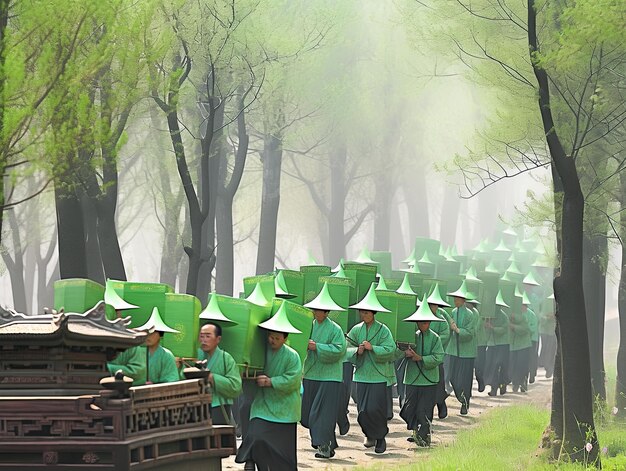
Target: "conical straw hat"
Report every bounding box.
[465,266,483,283]
[136,306,179,334]
[274,272,295,299]
[495,290,509,308]
[258,302,302,334]
[493,239,511,253]
[418,251,433,264]
[447,280,470,299]
[333,265,348,278]
[522,291,532,306]
[350,284,391,312]
[304,282,345,311]
[396,274,416,295]
[199,295,236,323]
[246,283,271,307]
[403,295,445,323]
[427,283,451,307]
[104,280,138,311]
[354,247,377,264]
[402,247,417,265]
[522,271,540,286]
[375,275,389,291]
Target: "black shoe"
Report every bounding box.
[416,436,430,447]
[438,402,448,419]
[407,435,415,443]
[460,404,468,415]
[529,377,535,384]
[375,438,386,454]
[478,380,485,393]
[315,444,334,459]
[339,421,350,436]
[500,384,507,395]
[488,388,497,397]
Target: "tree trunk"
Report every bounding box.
[55,183,88,279]
[0,0,8,248]
[2,210,27,312]
[373,175,393,251]
[549,323,563,458]
[402,170,429,240]
[256,132,282,275]
[390,194,406,263]
[615,169,626,420]
[80,192,105,284]
[582,233,607,400]
[215,193,234,294]
[439,188,460,248]
[328,141,348,264]
[528,0,598,463]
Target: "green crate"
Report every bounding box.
[300,265,332,303]
[375,290,399,339]
[370,251,393,279]
[395,292,420,344]
[435,259,461,281]
[105,281,174,328]
[270,299,314,365]
[209,295,271,374]
[343,262,377,304]
[477,272,500,318]
[54,278,104,314]
[278,269,305,304]
[161,293,201,358]
[414,237,441,261]
[318,275,353,332]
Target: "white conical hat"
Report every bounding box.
[350,284,391,312]
[199,295,236,323]
[403,295,445,323]
[104,280,138,311]
[304,282,345,312]
[258,302,302,334]
[354,247,377,264]
[375,275,389,291]
[246,283,271,307]
[396,274,416,295]
[136,306,179,334]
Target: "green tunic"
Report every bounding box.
[491,308,510,346]
[403,329,444,386]
[303,317,347,382]
[476,314,491,347]
[445,305,478,358]
[538,304,556,335]
[250,344,302,424]
[147,345,180,384]
[107,346,147,386]
[431,308,451,349]
[509,310,532,351]
[346,320,397,385]
[527,309,539,342]
[198,346,243,407]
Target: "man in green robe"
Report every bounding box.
[400,297,445,447]
[509,299,532,392]
[347,284,397,454]
[538,296,556,378]
[235,309,302,471]
[197,322,242,425]
[302,284,347,459]
[107,346,147,386]
[484,292,511,396]
[527,305,539,384]
[144,330,180,384]
[468,299,488,393]
[445,284,478,415]
[426,284,452,419]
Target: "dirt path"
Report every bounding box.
[223,374,553,470]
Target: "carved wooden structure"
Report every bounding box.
[0,303,236,470]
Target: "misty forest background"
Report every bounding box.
[0,0,625,463]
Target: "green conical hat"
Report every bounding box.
[466,295,480,305]
[418,251,433,264]
[506,261,523,275]
[507,252,518,263]
[522,291,532,306]
[258,302,302,334]
[306,252,318,265]
[332,258,345,273]
[136,306,179,334]
[104,280,138,311]
[514,284,523,297]
[465,266,482,283]
[447,280,470,299]
[474,239,488,254]
[402,263,421,274]
[355,247,377,264]
[246,283,271,307]
[350,284,391,312]
[495,290,509,308]
[426,283,451,307]
[404,295,445,323]
[274,272,295,298]
[501,271,514,282]
[304,282,345,312]
[451,245,459,257]
[503,227,517,237]
[493,239,511,253]
[333,265,348,278]
[375,274,389,291]
[522,271,540,286]
[443,246,456,262]
[548,292,555,300]
[402,247,417,265]
[396,274,416,295]
[199,295,236,323]
[485,261,500,274]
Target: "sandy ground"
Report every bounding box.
[222,373,553,470]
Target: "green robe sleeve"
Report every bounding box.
[270,349,301,394]
[420,335,444,370]
[213,351,242,401]
[316,326,347,364]
[107,346,147,386]
[458,308,478,343]
[371,324,397,362]
[150,346,180,383]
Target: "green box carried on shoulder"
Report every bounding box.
[208,295,271,375]
[318,275,353,332]
[300,265,331,303]
[54,278,104,314]
[243,274,275,300]
[162,293,201,358]
[270,299,314,365]
[112,281,174,328]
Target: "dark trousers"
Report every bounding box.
[302,379,341,450]
[485,344,510,390]
[337,362,353,432]
[448,356,474,408]
[529,341,539,381]
[539,334,557,377]
[435,363,448,410]
[400,384,437,442]
[475,346,487,387]
[510,347,530,390]
[355,382,389,440]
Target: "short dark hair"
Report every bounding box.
[201,322,222,337]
